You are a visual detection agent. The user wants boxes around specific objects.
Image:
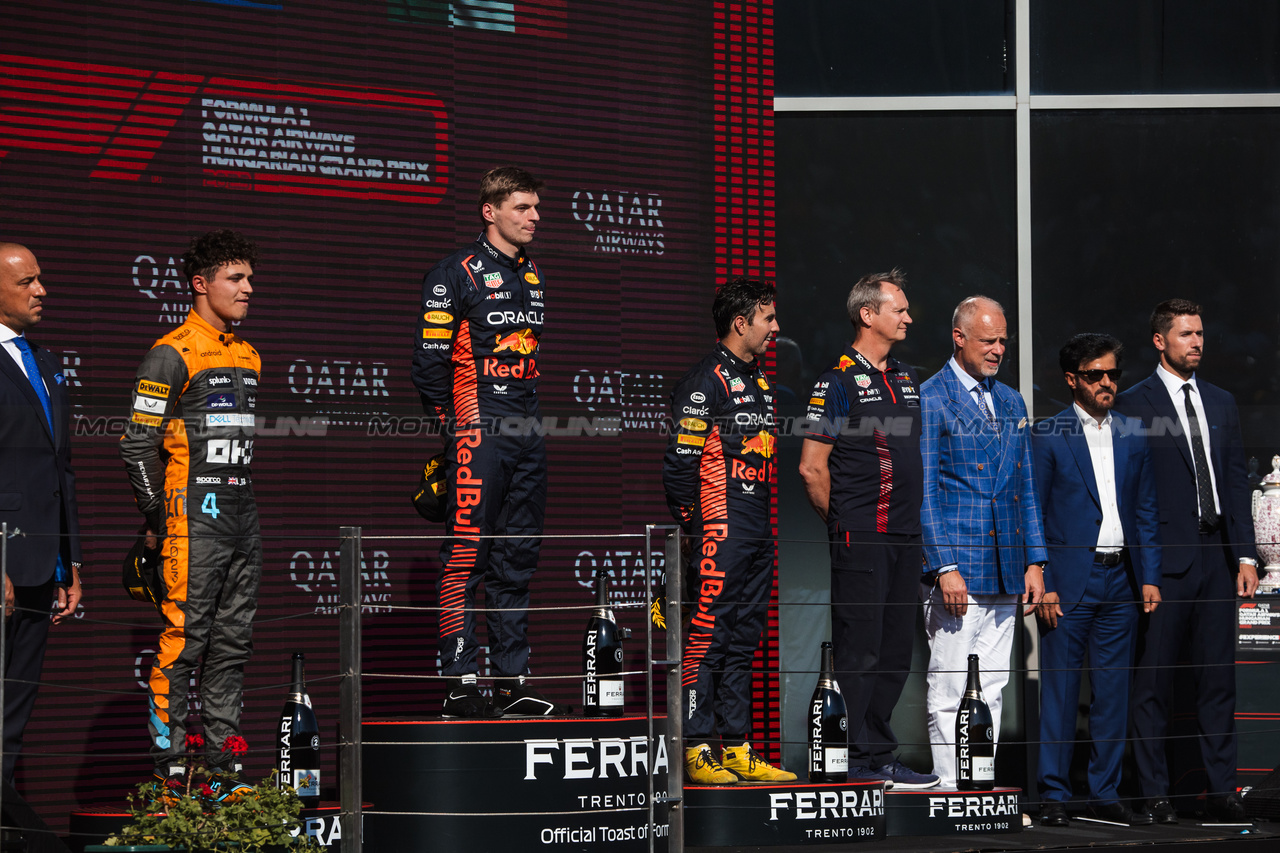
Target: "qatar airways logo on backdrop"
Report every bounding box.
[289,548,393,615]
[571,190,665,255]
[574,553,665,609]
[132,254,192,325]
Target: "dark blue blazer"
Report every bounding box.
[0,338,81,586]
[1031,407,1162,602]
[1116,372,1256,574]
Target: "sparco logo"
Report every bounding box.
[572,190,664,255]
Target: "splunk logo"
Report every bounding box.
[571,190,665,255]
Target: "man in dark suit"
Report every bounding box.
[919,295,1047,788]
[1032,333,1161,827]
[0,242,83,784]
[1118,299,1257,824]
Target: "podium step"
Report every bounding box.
[68,803,345,853]
[684,780,886,846]
[884,786,1024,836]
[362,715,670,852]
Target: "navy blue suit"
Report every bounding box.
[0,337,80,782]
[1032,407,1160,804]
[1117,371,1255,800]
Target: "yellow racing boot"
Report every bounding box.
[685,743,739,785]
[720,741,798,783]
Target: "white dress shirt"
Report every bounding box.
[1073,403,1125,552]
[1154,363,1221,516]
[0,324,47,390]
[948,356,995,415]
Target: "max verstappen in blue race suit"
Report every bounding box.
[799,271,938,790]
[411,167,562,718]
[662,277,796,784]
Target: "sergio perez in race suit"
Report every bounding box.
[662,277,794,783]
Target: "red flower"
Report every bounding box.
[198,783,215,798]
[164,777,183,789]
[223,735,249,756]
[184,733,205,750]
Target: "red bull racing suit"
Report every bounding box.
[662,343,776,743]
[410,235,547,678]
[119,310,262,772]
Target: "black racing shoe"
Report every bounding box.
[153,765,187,808]
[202,772,253,806]
[495,676,569,716]
[442,676,503,719]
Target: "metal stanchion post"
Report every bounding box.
[664,529,684,853]
[645,524,680,853]
[338,526,362,853]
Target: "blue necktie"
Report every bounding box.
[12,336,53,435]
[972,382,999,435]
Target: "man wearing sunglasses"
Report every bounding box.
[1117,299,1258,824]
[1031,333,1161,827]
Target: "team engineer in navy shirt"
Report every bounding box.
[799,270,938,789]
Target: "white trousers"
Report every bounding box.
[921,584,1017,788]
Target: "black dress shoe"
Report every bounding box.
[1204,792,1249,823]
[1039,801,1069,827]
[1145,798,1178,825]
[1087,801,1153,826]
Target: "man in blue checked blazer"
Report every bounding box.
[919,295,1046,788]
[1031,333,1161,827]
[0,243,83,784]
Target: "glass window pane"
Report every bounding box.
[1033,1,1280,94]
[777,1,1014,96]
[1030,109,1280,467]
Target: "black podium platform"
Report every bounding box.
[362,715,671,852]
[67,802,344,853]
[684,781,885,846]
[884,786,1022,836]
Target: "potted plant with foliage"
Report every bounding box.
[93,735,322,852]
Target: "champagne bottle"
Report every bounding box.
[277,652,321,807]
[808,641,848,782]
[955,654,995,791]
[582,572,625,716]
